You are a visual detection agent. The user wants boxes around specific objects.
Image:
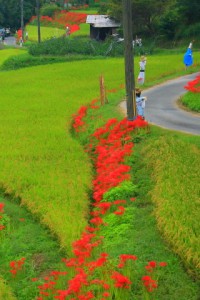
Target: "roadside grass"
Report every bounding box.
[181,91,200,112]
[0,194,66,300]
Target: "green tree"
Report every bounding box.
[0,0,35,31]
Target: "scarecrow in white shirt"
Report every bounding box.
[137,56,147,85]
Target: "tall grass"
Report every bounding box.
[0,277,16,300]
[142,136,200,278]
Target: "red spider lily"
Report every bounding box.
[145,261,157,272]
[90,279,110,290]
[0,203,4,212]
[130,197,136,201]
[87,253,108,272]
[184,75,200,93]
[93,202,112,214]
[159,262,167,267]
[0,224,5,230]
[9,257,26,277]
[111,271,131,289]
[113,206,125,215]
[118,254,137,268]
[142,275,158,292]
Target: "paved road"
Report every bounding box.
[120,72,200,136]
[3,36,16,46]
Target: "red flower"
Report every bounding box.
[159,262,167,267]
[111,271,131,289]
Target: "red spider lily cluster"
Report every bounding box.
[29,11,87,34]
[0,203,5,231]
[72,99,99,132]
[184,75,200,93]
[141,261,168,292]
[54,11,87,25]
[9,257,26,277]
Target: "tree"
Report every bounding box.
[0,0,35,31]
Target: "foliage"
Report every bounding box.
[103,181,138,202]
[28,36,125,56]
[104,0,200,41]
[40,3,61,17]
[0,0,35,31]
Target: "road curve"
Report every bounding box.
[120,72,200,136]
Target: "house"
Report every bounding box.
[86,15,121,41]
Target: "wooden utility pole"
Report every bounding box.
[36,0,41,43]
[122,0,136,120]
[21,0,24,40]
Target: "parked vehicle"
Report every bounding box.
[0,28,6,41]
[5,27,11,36]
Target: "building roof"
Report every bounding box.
[86,15,120,28]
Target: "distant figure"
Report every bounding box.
[137,56,147,85]
[66,26,70,36]
[25,31,28,40]
[183,41,193,69]
[135,88,147,119]
[19,37,23,47]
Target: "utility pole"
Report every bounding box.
[122,0,136,120]
[36,0,41,43]
[21,0,24,41]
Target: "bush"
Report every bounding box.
[28,36,125,57]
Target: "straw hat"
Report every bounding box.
[135,88,142,94]
[141,55,147,61]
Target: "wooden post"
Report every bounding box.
[122,0,136,120]
[99,75,108,105]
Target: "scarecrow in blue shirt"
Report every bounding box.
[183,42,193,68]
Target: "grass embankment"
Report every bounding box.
[181,91,200,112]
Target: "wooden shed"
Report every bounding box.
[86,15,121,41]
